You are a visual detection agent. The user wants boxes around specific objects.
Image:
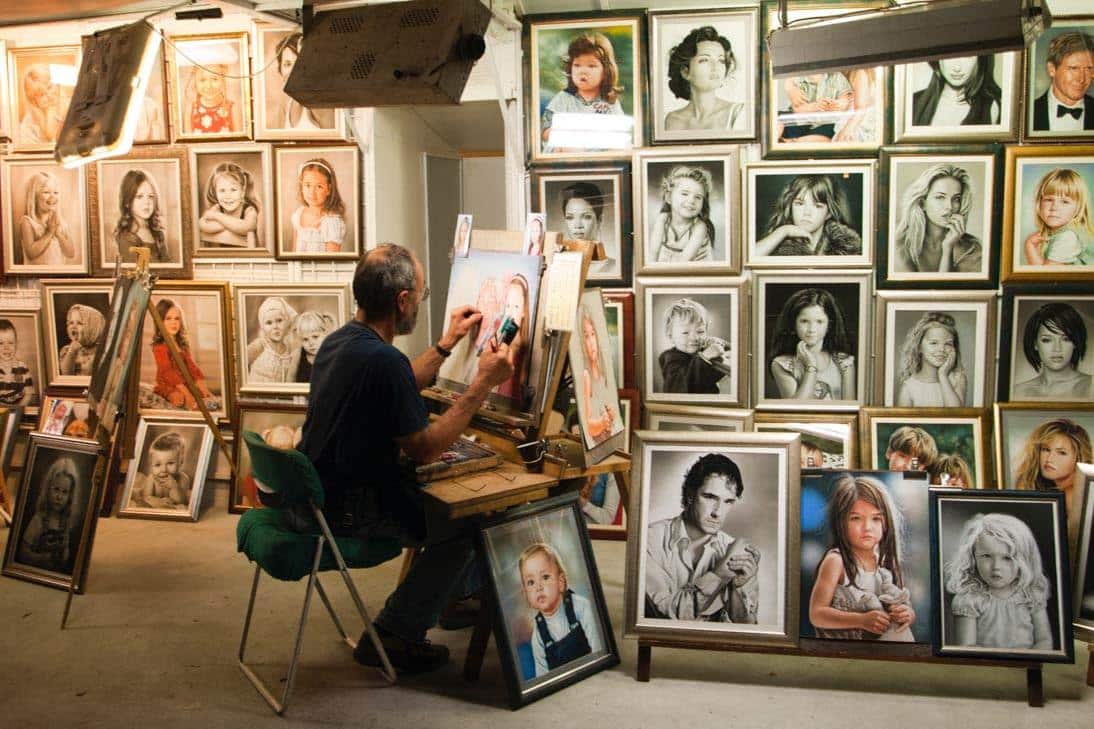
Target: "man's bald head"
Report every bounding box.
[353,243,418,320]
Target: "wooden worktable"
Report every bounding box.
[421,460,558,519]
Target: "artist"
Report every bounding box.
[298,242,518,675]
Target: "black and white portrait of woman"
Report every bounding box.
[895,53,1017,141]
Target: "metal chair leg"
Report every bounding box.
[314,576,353,646]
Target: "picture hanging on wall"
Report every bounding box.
[40,279,114,390]
[648,7,759,143]
[998,285,1094,403]
[118,417,214,522]
[634,146,740,274]
[530,163,630,286]
[273,144,361,260]
[645,404,753,432]
[1024,18,1094,141]
[190,143,275,257]
[601,289,635,389]
[230,401,307,513]
[992,403,1094,493]
[754,412,857,471]
[0,156,88,275]
[134,44,169,144]
[88,146,192,278]
[892,52,1020,142]
[526,11,645,162]
[878,148,998,287]
[5,45,80,153]
[761,2,886,157]
[1002,144,1094,282]
[0,40,9,140]
[1073,463,1094,642]
[0,310,44,415]
[167,32,251,142]
[744,159,873,269]
[861,407,989,489]
[253,26,345,140]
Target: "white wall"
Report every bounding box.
[460,155,506,230]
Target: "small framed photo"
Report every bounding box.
[2,433,101,591]
[530,163,631,286]
[878,148,999,287]
[273,145,361,260]
[231,401,307,513]
[634,146,740,274]
[993,403,1094,491]
[252,27,345,140]
[753,270,870,411]
[0,310,44,414]
[800,469,931,643]
[569,289,625,461]
[877,291,996,408]
[1074,463,1094,642]
[762,3,886,157]
[40,279,114,390]
[478,492,619,708]
[235,283,350,396]
[1002,144,1094,282]
[1,157,88,276]
[38,396,89,437]
[1024,19,1094,141]
[861,407,989,489]
[744,159,874,268]
[88,147,192,278]
[755,412,857,470]
[930,489,1073,662]
[133,44,168,144]
[190,143,275,257]
[167,32,251,141]
[0,406,22,471]
[893,52,1020,142]
[648,8,758,143]
[645,404,753,432]
[5,45,80,152]
[601,289,635,389]
[138,281,234,421]
[626,430,801,647]
[523,213,546,256]
[638,276,745,407]
[119,417,214,521]
[526,12,645,162]
[999,285,1094,402]
[453,214,473,257]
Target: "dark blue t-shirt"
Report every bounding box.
[298,320,428,519]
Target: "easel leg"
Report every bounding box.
[613,469,631,513]
[1086,644,1093,688]
[637,642,651,682]
[397,547,420,584]
[463,590,495,682]
[1026,665,1044,707]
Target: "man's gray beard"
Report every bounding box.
[396,307,417,336]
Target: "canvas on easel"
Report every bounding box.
[568,289,625,465]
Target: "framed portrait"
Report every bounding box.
[1074,463,1094,642]
[86,273,151,435]
[134,44,168,144]
[877,147,999,287]
[753,270,870,412]
[88,146,192,278]
[253,26,344,140]
[230,401,307,513]
[138,281,233,422]
[529,163,631,286]
[1002,144,1094,282]
[579,386,634,539]
[273,144,361,260]
[569,289,625,462]
[645,404,753,432]
[861,407,989,489]
[626,430,801,647]
[761,2,886,157]
[800,469,931,643]
[526,12,645,162]
[1,157,88,275]
[634,146,740,274]
[893,52,1020,142]
[38,396,89,437]
[601,289,634,389]
[993,403,1094,492]
[5,45,80,153]
[40,279,114,390]
[999,285,1094,403]
[0,406,22,473]
[167,32,251,142]
[930,489,1073,662]
[755,412,858,471]
[648,8,758,143]
[876,291,995,408]
[453,213,473,257]
[744,159,874,268]
[0,310,43,415]
[190,143,274,257]
[1024,19,1094,141]
[234,283,350,396]
[478,492,619,708]
[118,417,214,522]
[638,276,745,407]
[0,40,8,139]
[1,433,101,591]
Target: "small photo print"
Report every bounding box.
[454,213,473,257]
[523,213,546,256]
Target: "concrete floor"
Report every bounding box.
[2,483,1093,729]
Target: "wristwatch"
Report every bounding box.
[435,342,452,358]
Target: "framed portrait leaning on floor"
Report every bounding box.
[119,417,214,522]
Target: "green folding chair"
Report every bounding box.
[236,430,401,715]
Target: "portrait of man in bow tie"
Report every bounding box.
[1031,29,1094,135]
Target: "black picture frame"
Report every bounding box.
[477,492,619,708]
